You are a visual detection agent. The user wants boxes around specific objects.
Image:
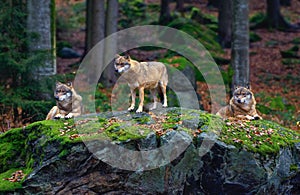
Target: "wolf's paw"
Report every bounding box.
[245,115,255,120]
[65,113,74,119]
[128,107,135,112]
[54,114,63,119]
[162,103,168,108]
[136,107,143,113]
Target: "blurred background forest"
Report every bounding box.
[0,0,299,132]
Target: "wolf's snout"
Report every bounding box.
[237,99,242,103]
[54,96,59,100]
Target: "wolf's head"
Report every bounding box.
[232,86,254,105]
[114,54,131,74]
[54,82,73,101]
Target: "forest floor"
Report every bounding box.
[56,0,300,131]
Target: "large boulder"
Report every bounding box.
[0,108,299,194]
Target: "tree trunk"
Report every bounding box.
[253,0,297,30]
[207,0,220,8]
[85,0,105,85]
[86,0,105,52]
[280,0,291,6]
[266,0,291,29]
[176,0,184,12]
[218,0,232,48]
[231,0,249,87]
[159,0,171,24]
[100,0,118,87]
[27,0,56,76]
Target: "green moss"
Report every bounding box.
[0,169,23,192]
[1,108,299,192]
[290,164,298,172]
[105,123,151,142]
[0,119,81,192]
[219,119,300,155]
[133,115,152,124]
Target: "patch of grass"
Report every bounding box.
[250,12,265,25]
[250,32,262,42]
[280,46,299,58]
[94,84,111,112]
[282,58,300,66]
[161,56,204,82]
[190,7,218,25]
[291,37,300,44]
[167,17,222,54]
[265,40,279,47]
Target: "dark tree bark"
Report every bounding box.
[176,0,184,12]
[84,0,105,85]
[218,0,232,48]
[253,0,298,30]
[266,0,289,29]
[85,0,105,52]
[231,0,249,87]
[280,0,291,6]
[101,0,118,87]
[207,0,220,8]
[159,0,171,24]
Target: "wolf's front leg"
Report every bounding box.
[161,85,168,108]
[128,88,136,111]
[236,114,255,120]
[136,87,145,113]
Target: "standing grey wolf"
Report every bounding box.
[46,82,82,120]
[114,54,168,113]
[216,86,262,120]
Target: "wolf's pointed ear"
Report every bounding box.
[66,82,73,88]
[56,81,62,86]
[246,83,251,89]
[124,55,131,60]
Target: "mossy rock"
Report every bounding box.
[0,120,79,192]
[1,108,299,192]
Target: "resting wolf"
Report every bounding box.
[46,82,82,120]
[216,86,262,120]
